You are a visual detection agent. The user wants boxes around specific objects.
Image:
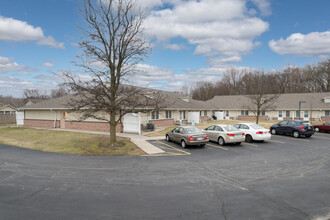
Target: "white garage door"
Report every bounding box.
[16,111,24,126]
[123,113,141,134]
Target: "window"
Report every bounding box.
[325,110,330,116]
[285,111,290,118]
[288,121,297,126]
[241,110,249,116]
[226,111,229,117]
[0,111,4,115]
[180,111,186,120]
[304,110,308,118]
[205,125,215,131]
[278,121,288,126]
[214,126,223,131]
[240,124,249,129]
[11,111,16,115]
[179,128,185,134]
[200,111,202,116]
[260,111,266,116]
[204,110,207,116]
[296,110,300,118]
[151,111,159,120]
[165,111,172,119]
[278,110,283,118]
[5,111,10,115]
[173,127,180,133]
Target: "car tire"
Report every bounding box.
[218,137,225,146]
[293,131,300,138]
[181,140,186,148]
[314,127,320,132]
[245,135,253,143]
[271,128,277,135]
[200,144,205,147]
[236,142,241,145]
[166,135,170,142]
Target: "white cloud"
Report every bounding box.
[0,56,27,73]
[162,43,187,50]
[41,62,54,68]
[269,31,330,56]
[250,0,271,16]
[0,15,64,49]
[143,0,269,66]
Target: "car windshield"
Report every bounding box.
[301,121,311,126]
[250,124,265,130]
[186,127,203,134]
[222,125,239,132]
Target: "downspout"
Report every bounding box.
[52,109,57,128]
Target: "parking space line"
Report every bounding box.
[156,141,191,155]
[242,142,258,147]
[268,139,285,144]
[273,135,310,142]
[207,143,229,151]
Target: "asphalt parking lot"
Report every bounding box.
[0,132,330,220]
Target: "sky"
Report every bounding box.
[0,0,330,97]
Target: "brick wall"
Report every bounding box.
[149,119,175,127]
[0,115,16,124]
[25,119,60,128]
[321,116,330,121]
[24,119,123,133]
[237,115,268,120]
[200,116,209,123]
[65,121,123,133]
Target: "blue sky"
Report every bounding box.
[0,0,329,97]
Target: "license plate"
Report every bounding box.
[197,137,202,140]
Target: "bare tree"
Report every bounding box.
[62,0,155,144]
[241,71,279,124]
[23,89,49,100]
[50,85,70,98]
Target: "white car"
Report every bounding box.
[233,123,271,143]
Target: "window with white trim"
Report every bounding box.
[278,110,283,118]
[285,111,290,117]
[165,111,172,119]
[241,110,249,116]
[260,111,265,116]
[151,111,159,120]
[304,110,308,118]
[204,110,207,116]
[325,110,330,116]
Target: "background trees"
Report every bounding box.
[189,59,330,101]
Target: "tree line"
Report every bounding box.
[189,59,330,101]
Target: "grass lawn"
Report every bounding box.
[0,127,145,156]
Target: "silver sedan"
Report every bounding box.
[166,126,209,148]
[204,124,245,146]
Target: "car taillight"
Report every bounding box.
[242,133,245,136]
[268,131,271,133]
[227,133,235,137]
[256,131,263,134]
[189,136,194,141]
[300,126,305,130]
[206,135,209,140]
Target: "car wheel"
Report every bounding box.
[293,131,300,138]
[181,140,186,148]
[200,144,205,147]
[166,135,170,142]
[236,142,241,145]
[314,127,320,132]
[271,128,277,135]
[218,137,225,146]
[245,135,253,143]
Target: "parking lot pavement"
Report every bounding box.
[0,132,329,219]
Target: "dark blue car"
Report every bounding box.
[270,120,314,138]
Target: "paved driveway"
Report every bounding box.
[1,132,330,220]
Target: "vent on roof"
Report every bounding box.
[178,97,189,102]
[323,96,330,103]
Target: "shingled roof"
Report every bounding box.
[206,92,330,110]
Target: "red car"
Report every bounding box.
[313,121,330,132]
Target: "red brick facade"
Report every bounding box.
[24,119,123,133]
[238,115,268,120]
[149,119,175,127]
[321,116,330,121]
[200,116,209,122]
[25,119,60,128]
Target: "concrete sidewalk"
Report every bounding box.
[47,128,165,155]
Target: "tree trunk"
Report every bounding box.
[110,111,117,144]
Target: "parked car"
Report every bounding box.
[270,120,314,138]
[166,126,209,148]
[313,121,330,132]
[233,123,271,142]
[204,124,245,146]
